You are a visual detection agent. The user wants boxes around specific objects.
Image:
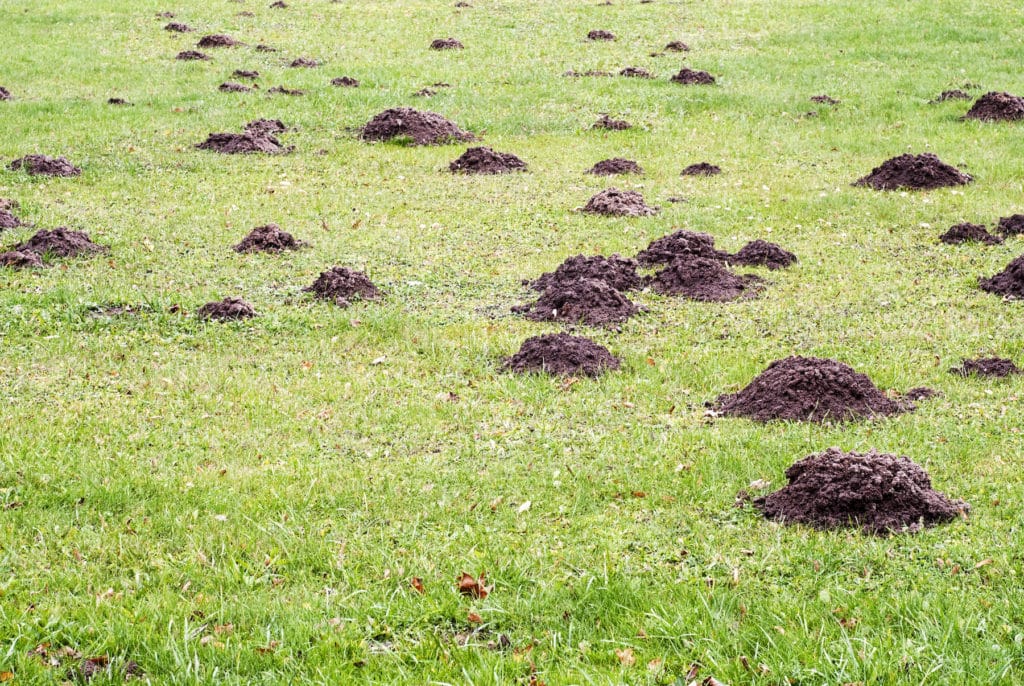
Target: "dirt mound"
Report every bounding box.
[619,67,653,78]
[587,30,616,40]
[528,254,641,292]
[512,278,640,327]
[963,91,1024,121]
[197,35,240,48]
[681,162,721,176]
[15,228,105,258]
[587,158,642,176]
[997,214,1024,236]
[304,266,382,306]
[270,0,287,7]
[0,250,44,269]
[233,223,304,253]
[713,356,911,423]
[978,255,1024,298]
[9,155,81,177]
[503,333,620,377]
[413,88,437,98]
[197,297,256,321]
[430,38,464,50]
[755,448,966,535]
[582,188,658,217]
[196,131,291,154]
[233,69,260,79]
[636,230,727,266]
[671,68,715,85]
[564,70,612,78]
[267,86,304,96]
[244,119,287,135]
[107,97,131,105]
[165,22,193,32]
[933,89,971,102]
[331,76,359,87]
[219,82,251,92]
[0,208,23,229]
[176,50,209,61]
[256,44,277,52]
[729,240,797,269]
[290,58,318,68]
[950,357,1021,378]
[649,257,761,301]
[361,108,473,145]
[449,146,526,174]
[853,153,972,190]
[0,198,17,210]
[810,94,839,105]
[938,222,1002,245]
[664,41,689,51]
[593,114,630,130]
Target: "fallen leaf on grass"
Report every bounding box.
[467,612,483,624]
[255,641,280,654]
[975,558,994,569]
[457,572,491,599]
[410,577,425,594]
[615,647,636,666]
[0,672,13,682]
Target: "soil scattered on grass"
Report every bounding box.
[978,255,1024,298]
[430,38,464,50]
[504,333,620,376]
[198,34,240,48]
[512,278,640,327]
[636,230,727,266]
[950,357,1021,378]
[290,57,318,67]
[331,76,359,87]
[671,68,715,84]
[455,1,472,6]
[176,50,209,61]
[997,214,1024,237]
[244,118,287,135]
[587,158,642,175]
[938,222,1002,245]
[681,162,721,176]
[0,208,23,229]
[593,114,630,130]
[449,146,527,174]
[414,88,437,97]
[713,356,914,423]
[233,223,304,253]
[256,44,277,52]
[267,86,304,95]
[933,89,971,103]
[619,66,653,78]
[361,107,473,145]
[810,94,839,105]
[963,91,1024,121]
[219,82,252,92]
[197,297,256,321]
[583,188,658,217]
[233,69,259,79]
[649,257,762,301]
[729,239,797,269]
[15,228,106,258]
[587,30,616,41]
[9,155,81,177]
[107,97,131,105]
[157,11,176,18]
[664,41,689,51]
[755,447,967,535]
[0,250,44,269]
[564,69,612,78]
[527,254,642,292]
[196,129,291,154]
[304,266,382,306]
[853,153,972,190]
[270,0,287,7]
[165,22,193,32]
[0,87,10,100]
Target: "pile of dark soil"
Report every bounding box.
[810,94,839,105]
[0,250,44,269]
[430,38,464,50]
[198,35,240,48]
[9,155,81,177]
[587,158,643,175]
[413,88,437,98]
[233,69,260,79]
[938,223,1002,245]
[196,129,291,154]
[997,214,1024,236]
[853,153,972,190]
[219,82,251,92]
[197,297,256,321]
[528,254,641,292]
[587,30,616,40]
[664,41,689,51]
[107,97,131,105]
[271,0,287,7]
[503,333,620,377]
[449,146,527,174]
[978,255,1024,298]
[256,44,277,52]
[165,22,193,32]
[713,356,912,422]
[671,68,715,85]
[963,91,1024,121]
[728,240,797,269]
[176,50,209,61]
[593,114,630,130]
[0,87,10,100]
[755,447,966,535]
[304,266,382,306]
[636,230,727,266]
[361,108,473,145]
[564,70,612,78]
[582,188,658,217]
[14,228,106,258]
[267,86,304,95]
[681,162,721,176]
[156,11,175,18]
[512,278,640,327]
[933,89,971,102]
[649,257,761,301]
[950,357,1021,378]
[619,67,653,78]
[233,223,304,253]
[244,119,287,136]
[0,207,23,229]
[331,76,359,87]
[0,198,17,210]
[290,58,318,68]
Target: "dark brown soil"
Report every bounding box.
[165,22,193,32]
[244,118,287,135]
[219,82,252,92]
[290,58,318,68]
[728,240,797,269]
[636,230,727,266]
[564,70,613,78]
[233,69,260,79]
[649,257,762,301]
[681,162,721,176]
[587,158,643,175]
[156,11,176,18]
[587,30,616,41]
[853,153,972,190]
[233,223,304,253]
[361,107,473,145]
[755,447,967,535]
[331,76,359,87]
[176,50,210,61]
[9,155,81,177]
[903,387,939,402]
[196,130,291,154]
[713,356,912,423]
[810,94,839,105]
[107,97,131,105]
[197,297,256,321]
[270,0,287,7]
[267,86,304,96]
[449,146,527,174]
[503,333,620,377]
[950,357,1021,378]
[938,223,1002,245]
[582,188,658,217]
[997,214,1024,236]
[0,87,10,100]
[0,250,44,269]
[430,38,464,50]
[304,266,382,307]
[455,1,472,6]
[512,277,640,327]
[664,41,689,51]
[414,88,437,98]
[619,67,653,78]
[963,91,1024,121]
[978,255,1024,299]
[14,228,106,258]
[671,68,715,85]
[198,35,240,48]
[528,254,641,292]
[933,89,971,102]
[256,44,277,52]
[593,114,630,130]
[0,198,17,210]
[0,208,23,229]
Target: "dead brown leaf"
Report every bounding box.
[457,572,491,599]
[467,612,483,624]
[410,577,425,594]
[615,647,636,666]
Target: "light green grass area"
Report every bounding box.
[2,0,1024,683]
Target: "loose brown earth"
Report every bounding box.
[176,50,209,61]
[978,255,1024,298]
[331,76,359,87]
[267,86,304,96]
[0,87,10,100]
[449,147,527,174]
[304,266,382,307]
[664,41,689,51]
[414,88,437,98]
[0,250,44,269]
[587,158,642,175]
[681,162,721,176]
[512,277,640,327]
[503,333,620,377]
[197,297,257,321]
[196,130,291,154]
[950,357,1022,378]
[853,153,972,190]
[108,97,131,105]
[197,35,240,48]
[933,89,971,102]
[810,94,839,105]
[593,114,630,130]
[728,239,798,269]
[270,0,287,7]
[290,58,318,68]
[430,38,464,50]
[582,188,658,217]
[938,223,1002,245]
[14,228,106,258]
[165,22,192,32]
[649,257,762,302]
[362,108,473,145]
[755,448,966,535]
[244,119,287,136]
[233,69,260,79]
[587,30,616,41]
[0,208,23,229]
[619,67,653,78]
[636,230,728,266]
[997,214,1024,236]
[527,254,642,293]
[219,82,252,92]
[671,68,715,85]
[564,70,612,78]
[963,91,1024,121]
[233,223,304,253]
[255,44,277,52]
[9,155,81,177]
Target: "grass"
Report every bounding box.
[1,0,1024,683]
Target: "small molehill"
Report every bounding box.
[681,162,721,176]
[233,223,304,253]
[755,448,966,535]
[0,208,23,229]
[362,107,473,145]
[619,67,653,78]
[197,297,256,321]
[233,69,259,79]
[979,255,1024,299]
[14,228,106,258]
[256,44,277,52]
[165,22,193,32]
[267,86,304,96]
[671,68,715,85]
[593,114,630,130]
[582,188,658,217]
[331,76,359,87]
[244,119,287,136]
[587,30,616,41]
[219,82,251,92]
[963,91,1024,121]
[810,94,839,105]
[430,38,464,50]
[933,89,970,103]
[196,130,291,154]
[564,70,612,78]
[950,357,1021,378]
[649,257,762,302]
[290,58,318,68]
[176,50,209,61]
[504,333,620,377]
[853,153,972,190]
[997,214,1024,237]
[9,155,81,177]
[528,254,641,293]
[270,0,287,7]
[304,266,382,307]
[729,240,797,270]
[512,278,640,327]
[636,230,727,266]
[0,250,44,269]
[449,147,526,174]
[198,35,240,48]
[413,88,437,98]
[664,41,689,51]
[587,158,642,176]
[938,223,1002,245]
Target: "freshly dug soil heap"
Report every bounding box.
[671,68,715,85]
[997,214,1024,237]
[176,50,209,61]
[233,69,259,79]
[331,76,359,87]
[196,122,291,154]
[938,223,1002,245]
[197,297,256,321]
[681,162,721,176]
[619,67,653,78]
[755,448,966,535]
[810,94,839,105]
[430,38,464,50]
[853,153,972,190]
[0,250,44,269]
[233,223,304,253]
[979,255,1024,298]
[304,266,382,307]
[267,86,304,96]
[714,356,910,423]
[593,114,630,130]
[449,146,527,174]
[165,22,193,32]
[219,82,251,92]
[197,34,240,48]
[15,228,106,258]
[256,44,277,52]
[413,88,437,98]
[950,357,1021,378]
[933,89,970,102]
[290,58,318,67]
[587,158,642,175]
[503,333,620,377]
[512,278,640,327]
[361,108,473,145]
[587,30,616,41]
[9,155,81,177]
[636,230,727,266]
[582,188,658,217]
[729,240,797,270]
[528,254,641,293]
[244,119,287,136]
[0,208,23,229]
[963,91,1024,121]
[649,257,762,302]
[0,87,10,100]
[664,41,689,51]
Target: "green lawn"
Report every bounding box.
[2,0,1024,683]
